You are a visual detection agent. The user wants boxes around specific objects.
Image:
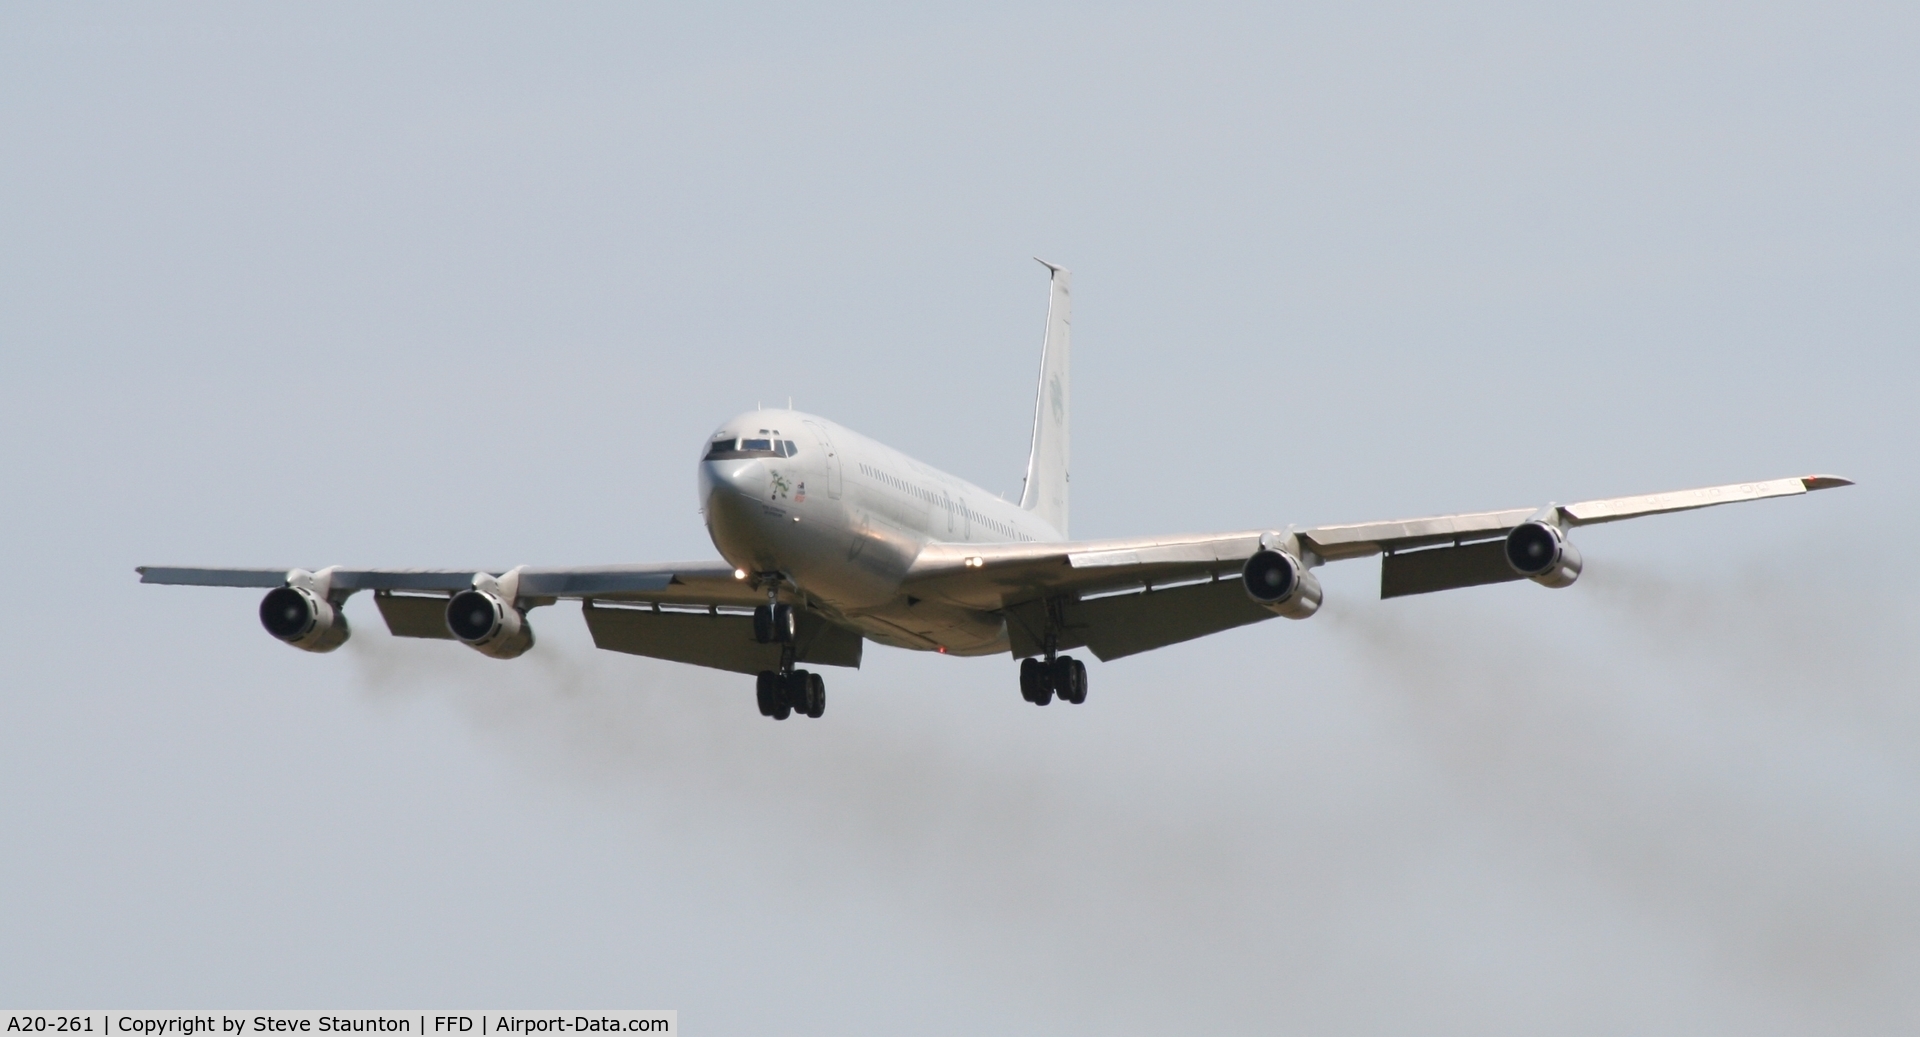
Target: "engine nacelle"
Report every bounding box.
[1505,521,1584,588]
[446,587,535,659]
[1242,549,1323,619]
[259,584,349,652]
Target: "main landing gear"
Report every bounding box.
[757,668,825,720]
[1019,655,1087,706]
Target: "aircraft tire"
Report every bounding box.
[785,669,816,716]
[756,670,780,717]
[1049,657,1079,704]
[752,606,774,644]
[773,604,797,644]
[1068,658,1088,704]
[805,671,826,718]
[1019,658,1045,703]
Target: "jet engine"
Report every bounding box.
[259,578,349,653]
[1242,549,1323,619]
[1504,521,1583,588]
[445,568,535,659]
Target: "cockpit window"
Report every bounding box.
[704,437,785,460]
[784,440,799,456]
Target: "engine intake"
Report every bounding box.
[259,584,349,653]
[1242,549,1323,619]
[1505,521,1583,588]
[446,587,535,659]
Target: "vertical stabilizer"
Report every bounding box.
[1020,260,1071,537]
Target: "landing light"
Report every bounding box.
[964,556,985,568]
[733,568,747,580]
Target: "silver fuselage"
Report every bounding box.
[700,409,1058,655]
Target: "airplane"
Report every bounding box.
[140,260,1852,721]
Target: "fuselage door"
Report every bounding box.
[804,420,843,499]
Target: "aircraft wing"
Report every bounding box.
[135,561,861,671]
[903,474,1850,661]
[135,561,761,603]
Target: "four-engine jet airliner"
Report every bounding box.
[141,261,1851,720]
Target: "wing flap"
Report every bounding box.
[1076,579,1275,661]
[1379,540,1524,599]
[1004,577,1274,661]
[907,533,1264,611]
[519,566,700,598]
[582,602,862,674]
[1300,509,1535,561]
[373,591,457,639]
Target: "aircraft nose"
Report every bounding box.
[702,458,760,500]
[701,458,773,567]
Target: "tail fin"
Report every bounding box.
[1019,259,1071,537]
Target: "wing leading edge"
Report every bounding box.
[902,474,1850,659]
[135,561,861,671]
[136,562,757,602]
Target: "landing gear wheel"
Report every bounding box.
[805,671,826,718]
[1030,664,1054,707]
[758,670,792,719]
[755,603,797,644]
[1019,658,1046,703]
[785,669,824,718]
[1050,656,1087,705]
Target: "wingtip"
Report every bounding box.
[1802,475,1854,490]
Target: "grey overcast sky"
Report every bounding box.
[2,3,1916,1034]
